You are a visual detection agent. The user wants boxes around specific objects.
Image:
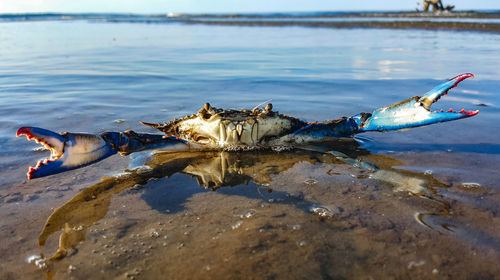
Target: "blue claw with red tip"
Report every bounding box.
[16,127,117,179]
[355,73,479,132]
[16,127,189,179]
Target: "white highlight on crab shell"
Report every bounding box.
[380,102,431,125]
[59,134,112,167]
[394,103,431,123]
[218,122,227,147]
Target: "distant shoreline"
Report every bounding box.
[184,11,500,19]
[183,11,500,33]
[2,11,500,33]
[184,11,500,33]
[186,19,500,33]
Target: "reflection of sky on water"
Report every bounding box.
[1,21,500,81]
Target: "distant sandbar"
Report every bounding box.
[185,11,500,33]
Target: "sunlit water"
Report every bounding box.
[1,17,500,279]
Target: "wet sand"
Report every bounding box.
[1,149,499,279]
[185,11,500,33]
[188,19,500,33]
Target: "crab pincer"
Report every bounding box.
[355,73,478,132]
[16,127,116,179]
[16,127,189,179]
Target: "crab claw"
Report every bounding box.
[355,73,479,132]
[16,127,116,179]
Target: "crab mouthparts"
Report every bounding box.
[16,127,66,179]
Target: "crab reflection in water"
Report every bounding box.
[29,141,455,273]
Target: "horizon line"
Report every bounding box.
[1,9,499,16]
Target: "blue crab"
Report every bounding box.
[16,73,478,179]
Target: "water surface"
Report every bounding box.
[0,16,499,279]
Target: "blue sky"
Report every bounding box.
[1,0,498,14]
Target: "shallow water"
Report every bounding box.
[1,18,500,279]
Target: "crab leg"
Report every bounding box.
[353,73,478,132]
[16,127,188,179]
[290,74,478,140]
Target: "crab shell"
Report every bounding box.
[141,103,308,149]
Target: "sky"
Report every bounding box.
[0,0,498,14]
